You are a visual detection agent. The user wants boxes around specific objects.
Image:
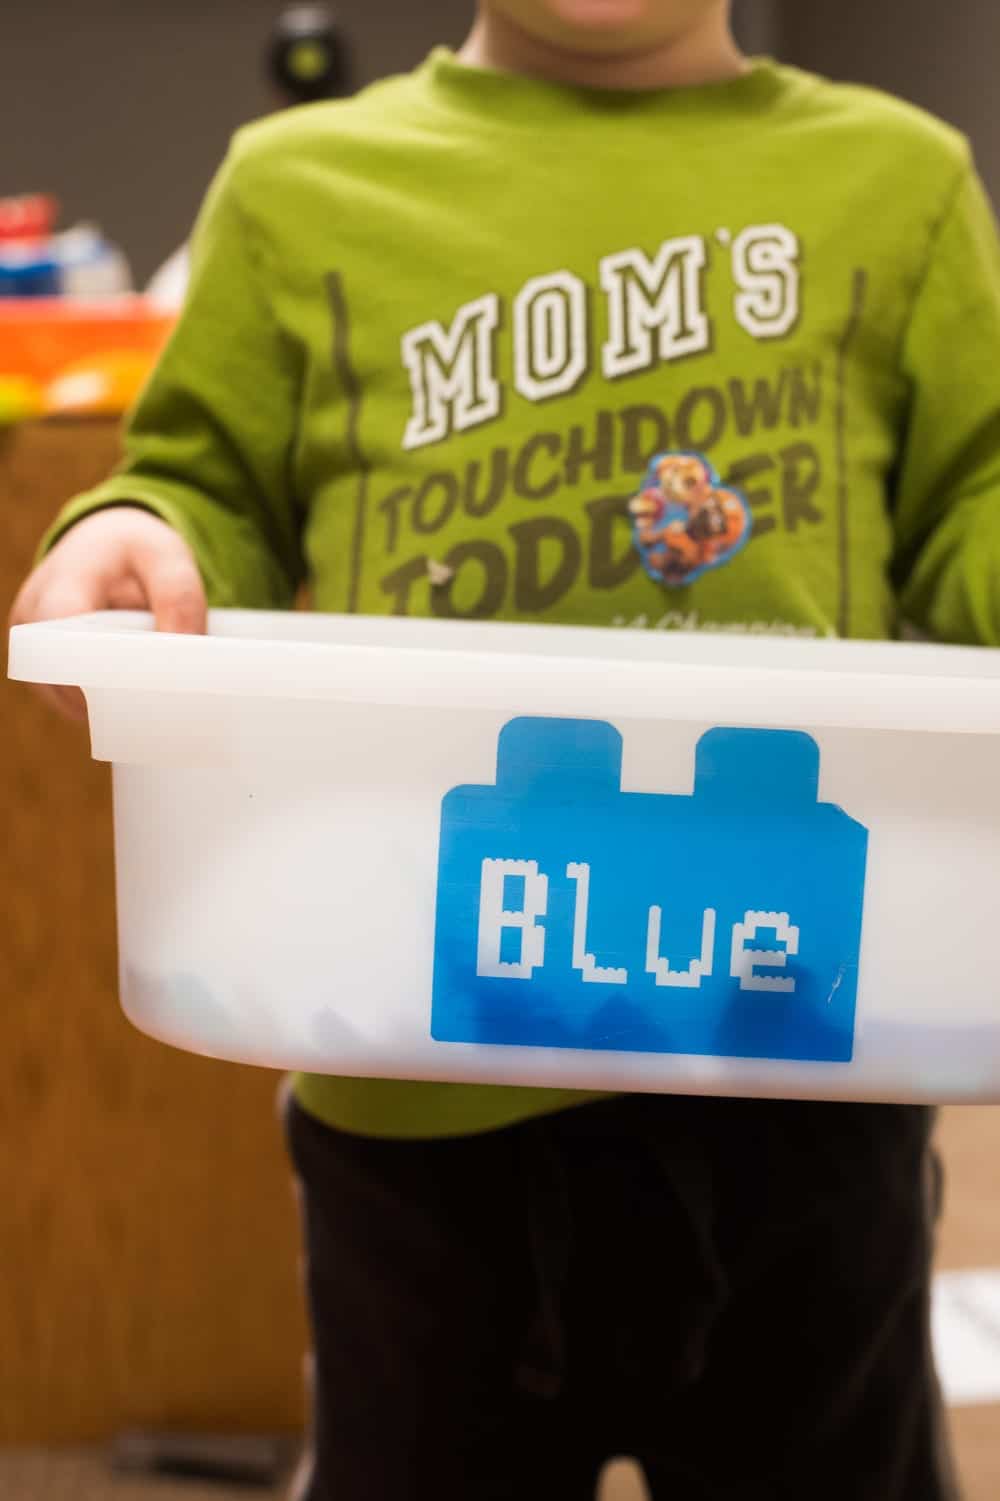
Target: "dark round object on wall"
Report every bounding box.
[268,5,351,104]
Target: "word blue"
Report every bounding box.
[431,718,868,1063]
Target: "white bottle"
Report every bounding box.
[54,223,133,299]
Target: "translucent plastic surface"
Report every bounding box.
[10,610,1000,1101]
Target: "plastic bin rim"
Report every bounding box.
[9,609,1000,735]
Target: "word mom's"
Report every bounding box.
[477,857,800,994]
[403,226,801,450]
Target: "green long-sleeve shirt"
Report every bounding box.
[48,49,1000,1138]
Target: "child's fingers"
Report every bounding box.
[138,553,208,635]
[8,509,205,722]
[104,576,151,611]
[11,577,106,627]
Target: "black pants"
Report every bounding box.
[283,1092,959,1501]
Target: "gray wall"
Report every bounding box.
[732,0,779,56]
[5,1,472,285]
[3,0,996,286]
[779,0,1000,205]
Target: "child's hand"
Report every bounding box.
[9,507,207,722]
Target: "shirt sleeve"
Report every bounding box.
[892,155,1000,644]
[40,141,306,609]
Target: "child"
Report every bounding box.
[13,0,999,1494]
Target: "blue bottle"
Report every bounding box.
[0,250,60,298]
[431,718,869,1066]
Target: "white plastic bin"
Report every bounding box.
[9,609,1000,1103]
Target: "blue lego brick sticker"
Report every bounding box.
[431,719,869,1064]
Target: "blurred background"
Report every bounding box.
[3,4,1000,1500]
[3,0,999,287]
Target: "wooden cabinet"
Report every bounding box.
[1,420,306,1443]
